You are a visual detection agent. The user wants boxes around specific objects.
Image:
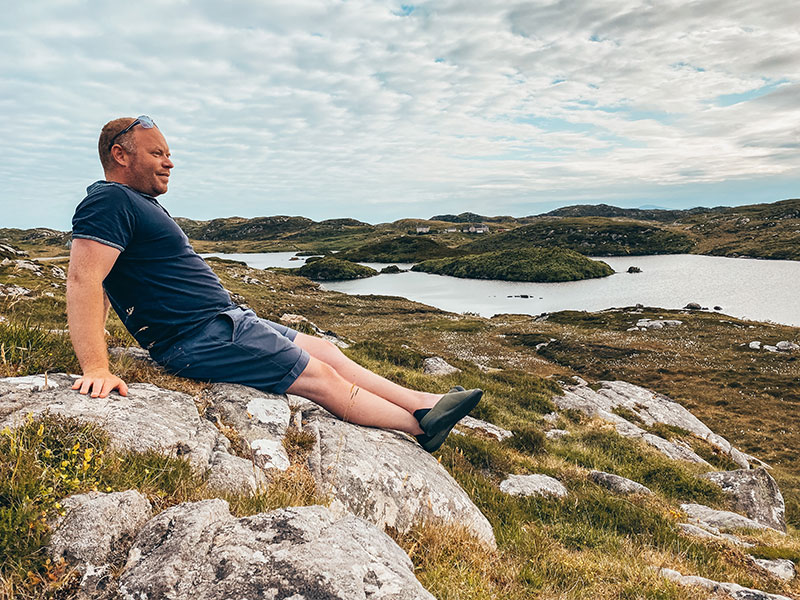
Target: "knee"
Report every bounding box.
[302,356,341,385]
[299,333,343,361]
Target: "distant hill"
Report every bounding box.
[461,217,695,256]
[0,227,71,256]
[542,203,717,222]
[430,212,491,223]
[339,236,462,262]
[6,198,799,261]
[683,198,800,260]
[174,216,314,241]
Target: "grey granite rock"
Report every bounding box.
[589,470,652,495]
[108,346,159,366]
[207,451,269,493]
[677,522,751,547]
[681,503,781,534]
[0,374,265,493]
[118,500,435,600]
[701,468,785,532]
[422,356,461,376]
[49,490,152,566]
[751,558,795,581]
[205,383,291,471]
[301,402,496,548]
[635,318,682,329]
[0,243,27,259]
[48,490,152,598]
[455,415,513,441]
[554,380,750,468]
[657,567,793,600]
[0,283,31,297]
[545,429,570,440]
[499,474,568,498]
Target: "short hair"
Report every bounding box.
[98,117,138,171]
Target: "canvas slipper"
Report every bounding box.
[414,388,482,452]
[418,388,482,436]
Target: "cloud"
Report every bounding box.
[0,0,798,228]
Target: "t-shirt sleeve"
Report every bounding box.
[71,186,136,252]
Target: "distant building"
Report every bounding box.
[466,224,490,234]
[416,226,431,234]
[445,227,459,233]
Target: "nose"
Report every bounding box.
[163,156,174,169]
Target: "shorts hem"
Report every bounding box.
[272,349,310,394]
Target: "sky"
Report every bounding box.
[1,0,799,230]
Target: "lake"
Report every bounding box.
[202,252,800,327]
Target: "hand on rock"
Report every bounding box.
[72,369,129,398]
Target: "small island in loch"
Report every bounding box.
[411,247,615,282]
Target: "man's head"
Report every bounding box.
[98,116,174,197]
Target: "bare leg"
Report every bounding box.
[293,333,440,413]
[286,356,424,435]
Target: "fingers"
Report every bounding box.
[71,375,128,398]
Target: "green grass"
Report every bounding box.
[0,321,79,378]
[548,429,727,506]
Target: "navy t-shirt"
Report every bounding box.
[71,181,234,355]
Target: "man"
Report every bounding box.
[67,115,481,452]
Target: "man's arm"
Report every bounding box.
[66,238,129,398]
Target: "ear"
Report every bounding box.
[110,144,131,168]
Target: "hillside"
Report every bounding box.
[4,198,800,262]
[412,247,614,282]
[681,198,800,260]
[543,203,718,222]
[339,235,462,262]
[174,215,314,241]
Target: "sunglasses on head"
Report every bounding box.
[107,115,156,152]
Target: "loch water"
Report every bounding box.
[202,252,800,327]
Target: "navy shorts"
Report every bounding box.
[152,306,310,394]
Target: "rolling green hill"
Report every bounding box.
[681,198,800,260]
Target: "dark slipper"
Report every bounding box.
[419,388,482,436]
[415,388,482,452]
[415,390,478,452]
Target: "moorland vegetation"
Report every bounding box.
[0,243,798,599]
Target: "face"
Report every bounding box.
[124,126,174,196]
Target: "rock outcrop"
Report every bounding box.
[657,567,793,600]
[205,383,291,472]
[298,397,497,548]
[554,380,750,469]
[499,474,568,498]
[752,558,796,582]
[0,374,266,493]
[701,468,786,532]
[113,500,436,600]
[454,415,513,441]
[422,356,461,376]
[589,470,653,495]
[48,490,152,598]
[681,503,780,534]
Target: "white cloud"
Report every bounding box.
[0,0,798,228]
